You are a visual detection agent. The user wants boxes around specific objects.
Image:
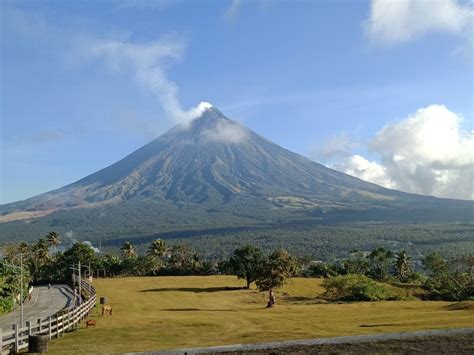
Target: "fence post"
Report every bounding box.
[48,316,52,340]
[62,313,66,337]
[73,307,78,329]
[13,324,19,353]
[27,321,32,336]
[37,318,42,334]
[0,328,3,350]
[56,315,60,338]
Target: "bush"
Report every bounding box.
[424,272,473,301]
[307,262,338,278]
[323,274,401,301]
[423,253,474,301]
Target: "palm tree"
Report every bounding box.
[394,250,412,281]
[45,231,60,253]
[146,239,168,275]
[120,242,136,258]
[147,239,167,259]
[32,239,50,265]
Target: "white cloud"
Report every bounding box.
[202,120,249,144]
[329,105,474,200]
[332,155,396,189]
[365,0,473,45]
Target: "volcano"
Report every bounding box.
[0,106,471,242]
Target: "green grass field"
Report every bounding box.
[47,276,474,354]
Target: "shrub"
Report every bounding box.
[423,253,474,301]
[307,262,338,278]
[323,274,401,301]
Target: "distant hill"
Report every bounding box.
[0,106,472,244]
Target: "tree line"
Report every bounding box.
[1,232,472,313]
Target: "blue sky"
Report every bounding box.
[1,0,473,203]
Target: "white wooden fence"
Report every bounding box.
[1,280,96,354]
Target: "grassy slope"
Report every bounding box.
[47,276,474,354]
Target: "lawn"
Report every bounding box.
[47,276,474,354]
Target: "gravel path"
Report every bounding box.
[129,328,474,355]
[0,284,74,330]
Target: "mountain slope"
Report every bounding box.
[0,107,472,241]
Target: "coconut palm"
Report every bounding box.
[147,239,167,259]
[146,239,169,275]
[120,242,136,258]
[18,242,30,255]
[45,231,60,253]
[32,239,50,265]
[394,250,412,281]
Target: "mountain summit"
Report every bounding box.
[0,107,471,239]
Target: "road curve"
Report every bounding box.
[0,284,74,330]
[128,328,474,355]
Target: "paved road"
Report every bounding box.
[0,284,74,331]
[129,328,474,355]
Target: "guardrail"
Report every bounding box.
[1,281,96,354]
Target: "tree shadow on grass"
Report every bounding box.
[139,286,246,293]
[160,307,267,312]
[359,323,402,327]
[282,295,328,305]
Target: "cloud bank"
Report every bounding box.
[365,0,473,45]
[329,105,474,200]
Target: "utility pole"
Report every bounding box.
[71,262,75,285]
[20,254,23,327]
[78,261,82,305]
[70,262,82,305]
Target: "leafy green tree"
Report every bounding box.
[342,251,369,275]
[256,249,299,308]
[101,254,122,277]
[422,252,447,276]
[63,242,98,265]
[367,247,394,281]
[308,262,338,278]
[422,253,473,301]
[393,250,412,282]
[0,259,32,314]
[229,245,265,289]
